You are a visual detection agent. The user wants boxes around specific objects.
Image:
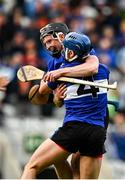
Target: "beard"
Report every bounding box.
[48,47,61,57]
[50,47,59,54]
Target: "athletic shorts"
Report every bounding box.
[51,121,106,157]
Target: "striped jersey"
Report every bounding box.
[47,50,110,127]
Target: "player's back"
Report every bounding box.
[62,60,110,127]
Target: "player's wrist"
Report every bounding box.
[59,68,70,76]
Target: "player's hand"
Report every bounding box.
[43,69,63,82]
[53,84,67,107]
[54,83,67,100]
[0,76,10,91]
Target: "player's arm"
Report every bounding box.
[43,55,99,82]
[53,84,67,107]
[62,55,99,77]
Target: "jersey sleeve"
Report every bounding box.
[99,63,110,80]
[47,81,58,90]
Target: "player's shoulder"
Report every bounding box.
[99,63,110,74]
[47,56,55,71]
[99,63,109,70]
[48,55,64,71]
[93,63,109,80]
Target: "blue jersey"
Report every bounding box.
[47,49,109,127]
[63,61,109,127]
[47,48,96,88]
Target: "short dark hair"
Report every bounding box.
[40,22,69,41]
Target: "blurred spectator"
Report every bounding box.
[117,0,125,10]
[107,109,125,161]
[118,78,125,108]
[24,0,36,18]
[102,25,116,43]
[0,0,16,14]
[101,3,121,34]
[117,19,125,48]
[34,0,49,29]
[0,11,13,59]
[116,46,125,75]
[80,2,99,19]
[8,31,26,55]
[23,50,40,67]
[83,17,97,34]
[96,37,116,68]
[88,31,99,49]
[69,18,84,32]
[4,53,24,104]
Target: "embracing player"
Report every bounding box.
[28,22,102,179]
[21,32,109,179]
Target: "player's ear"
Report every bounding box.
[57,32,65,42]
[68,50,75,58]
[65,49,75,59]
[65,48,78,62]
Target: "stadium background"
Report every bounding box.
[1,0,125,178]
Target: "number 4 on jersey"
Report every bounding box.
[77,77,99,98]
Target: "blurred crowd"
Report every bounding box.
[1,0,125,178]
[1,0,125,107]
[1,0,125,108]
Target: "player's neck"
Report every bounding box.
[52,52,61,58]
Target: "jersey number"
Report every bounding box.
[77,77,99,97]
